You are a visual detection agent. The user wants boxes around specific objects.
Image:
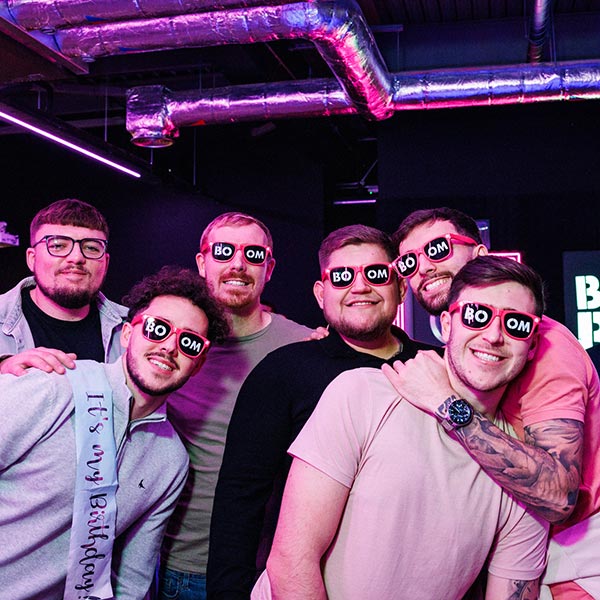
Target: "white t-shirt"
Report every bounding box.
[253,367,548,600]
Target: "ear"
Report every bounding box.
[190,354,207,376]
[397,278,407,304]
[196,252,206,277]
[313,280,325,310]
[104,253,111,271]
[120,321,133,349]
[473,244,488,258]
[440,310,452,344]
[527,332,539,362]
[25,247,36,272]
[264,257,276,284]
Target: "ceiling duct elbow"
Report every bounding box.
[126,85,178,147]
[49,1,391,120]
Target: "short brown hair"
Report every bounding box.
[318,224,396,271]
[200,212,273,252]
[30,199,109,244]
[448,256,546,316]
[392,207,483,250]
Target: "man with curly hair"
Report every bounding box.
[0,266,228,600]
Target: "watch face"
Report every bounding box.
[448,399,474,427]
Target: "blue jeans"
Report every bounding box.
[157,566,206,600]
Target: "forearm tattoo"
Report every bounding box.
[506,579,539,600]
[454,415,583,522]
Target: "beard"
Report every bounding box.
[126,350,183,398]
[34,272,103,309]
[415,272,454,316]
[207,273,261,310]
[324,308,393,343]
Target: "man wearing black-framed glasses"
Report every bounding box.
[386,207,600,599]
[0,198,127,374]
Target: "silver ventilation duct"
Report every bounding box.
[5,0,301,30]
[527,0,551,63]
[5,0,600,149]
[127,61,600,146]
[21,1,392,121]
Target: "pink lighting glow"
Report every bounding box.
[0,110,142,179]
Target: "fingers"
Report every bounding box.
[0,348,78,376]
[305,326,330,341]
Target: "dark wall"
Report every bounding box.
[0,124,326,328]
[3,100,600,329]
[374,101,600,322]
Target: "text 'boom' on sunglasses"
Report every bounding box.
[131,314,210,358]
[394,233,478,278]
[448,301,541,341]
[322,263,394,289]
[201,241,271,265]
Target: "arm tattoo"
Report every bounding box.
[506,579,539,600]
[454,414,583,522]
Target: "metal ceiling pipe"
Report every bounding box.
[127,80,355,145]
[527,0,551,63]
[391,62,600,109]
[126,61,600,146]
[50,1,393,120]
[4,0,299,30]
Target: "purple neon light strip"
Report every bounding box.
[0,110,142,178]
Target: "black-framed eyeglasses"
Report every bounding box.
[394,233,478,278]
[448,301,541,341]
[32,235,108,260]
[201,241,271,265]
[131,314,211,359]
[322,263,395,289]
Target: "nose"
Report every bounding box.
[160,331,179,356]
[229,248,246,270]
[67,241,86,262]
[417,251,437,275]
[481,316,504,345]
[349,270,371,293]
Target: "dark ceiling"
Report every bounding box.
[1,0,600,193]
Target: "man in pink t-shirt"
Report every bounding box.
[386,207,600,599]
[253,257,549,600]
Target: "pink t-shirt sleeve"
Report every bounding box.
[504,317,591,429]
[486,493,549,580]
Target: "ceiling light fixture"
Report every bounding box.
[0,104,145,179]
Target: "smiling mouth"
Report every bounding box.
[421,276,450,294]
[223,279,251,287]
[347,300,378,307]
[148,355,177,372]
[471,349,503,363]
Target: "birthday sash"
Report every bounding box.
[64,361,118,600]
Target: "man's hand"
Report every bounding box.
[305,325,330,341]
[382,350,455,418]
[0,348,77,376]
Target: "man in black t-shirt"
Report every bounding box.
[207,225,438,600]
[0,198,127,375]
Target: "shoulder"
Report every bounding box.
[96,292,129,320]
[534,316,595,372]
[322,367,395,410]
[0,278,33,320]
[269,313,313,338]
[1,367,72,410]
[391,326,442,358]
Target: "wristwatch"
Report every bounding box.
[441,395,474,430]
